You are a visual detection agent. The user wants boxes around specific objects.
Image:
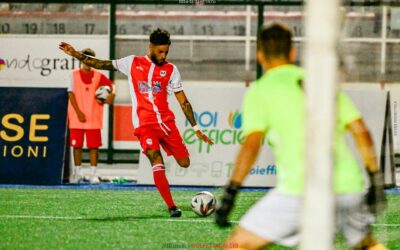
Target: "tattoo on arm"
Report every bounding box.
[181,100,196,126]
[77,53,116,71]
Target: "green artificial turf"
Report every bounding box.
[0,188,398,250]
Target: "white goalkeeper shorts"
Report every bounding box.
[239,189,374,247]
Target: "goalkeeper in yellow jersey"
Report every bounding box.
[215,23,387,250]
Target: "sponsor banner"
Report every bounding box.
[0,35,109,86]
[138,83,276,187]
[137,84,392,187]
[0,87,68,184]
[0,35,111,148]
[114,82,400,156]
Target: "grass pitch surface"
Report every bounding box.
[0,187,399,250]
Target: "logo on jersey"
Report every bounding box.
[160,70,167,77]
[152,81,162,94]
[146,138,153,145]
[137,80,162,95]
[136,66,144,71]
[138,81,148,93]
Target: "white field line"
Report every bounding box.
[0,215,399,227]
[0,214,235,223]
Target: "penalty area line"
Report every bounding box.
[372,223,400,227]
[0,214,239,223]
[0,214,86,220]
[0,215,398,227]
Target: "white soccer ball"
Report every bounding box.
[95,85,111,102]
[191,191,217,217]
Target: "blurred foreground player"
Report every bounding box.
[68,48,114,184]
[60,29,213,217]
[215,23,387,250]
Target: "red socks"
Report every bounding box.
[152,164,175,209]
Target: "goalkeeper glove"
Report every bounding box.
[215,181,241,227]
[366,171,386,214]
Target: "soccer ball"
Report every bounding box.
[95,85,111,102]
[191,191,217,217]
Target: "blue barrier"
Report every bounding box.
[0,87,68,184]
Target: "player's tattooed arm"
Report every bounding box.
[175,91,196,126]
[175,91,214,145]
[182,100,196,126]
[59,42,116,71]
[182,101,196,126]
[79,55,115,71]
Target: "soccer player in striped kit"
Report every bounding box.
[59,28,213,217]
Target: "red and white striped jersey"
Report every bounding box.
[112,55,183,129]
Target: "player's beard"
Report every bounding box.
[150,54,165,66]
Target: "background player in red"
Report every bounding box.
[59,29,213,217]
[68,48,115,184]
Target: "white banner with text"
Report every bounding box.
[137,84,393,187]
[0,35,109,86]
[0,35,111,149]
[137,83,276,187]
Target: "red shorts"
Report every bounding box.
[134,121,189,160]
[69,129,102,149]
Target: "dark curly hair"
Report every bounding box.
[150,28,171,46]
[257,23,292,60]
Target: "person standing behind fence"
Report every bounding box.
[68,48,115,184]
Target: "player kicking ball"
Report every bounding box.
[215,23,387,250]
[59,28,213,217]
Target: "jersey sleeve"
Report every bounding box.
[112,55,135,76]
[337,91,362,131]
[242,84,269,136]
[168,65,183,94]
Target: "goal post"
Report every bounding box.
[300,0,342,249]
